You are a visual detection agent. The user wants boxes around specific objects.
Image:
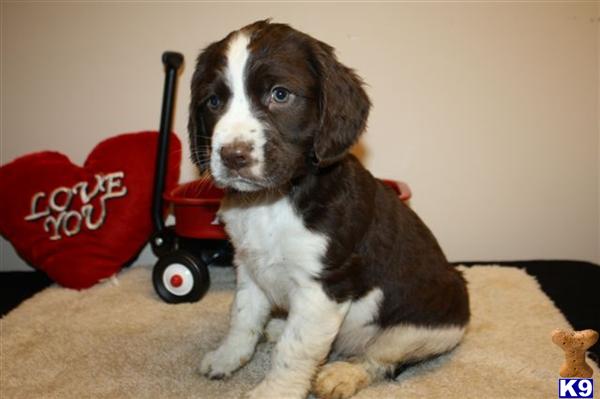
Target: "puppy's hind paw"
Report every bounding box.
[312,361,371,399]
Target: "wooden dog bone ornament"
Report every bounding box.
[551,328,598,378]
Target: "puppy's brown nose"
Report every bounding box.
[220,141,253,170]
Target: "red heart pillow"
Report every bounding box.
[0,131,181,289]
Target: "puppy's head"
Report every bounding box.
[189,20,370,192]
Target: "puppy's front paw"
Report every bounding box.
[313,361,371,399]
[199,347,250,380]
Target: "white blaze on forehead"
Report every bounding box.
[211,31,265,184]
[226,33,251,109]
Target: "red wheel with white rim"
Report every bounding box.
[152,250,210,303]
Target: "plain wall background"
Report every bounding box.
[1,2,599,271]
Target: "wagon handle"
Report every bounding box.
[152,51,184,232]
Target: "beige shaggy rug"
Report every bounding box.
[2,265,598,399]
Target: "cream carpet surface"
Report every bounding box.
[2,265,598,399]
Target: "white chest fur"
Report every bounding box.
[219,194,328,309]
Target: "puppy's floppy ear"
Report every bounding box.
[188,41,226,173]
[187,104,210,173]
[188,53,208,172]
[311,41,371,167]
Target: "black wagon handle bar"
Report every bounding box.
[162,51,183,70]
[152,51,184,232]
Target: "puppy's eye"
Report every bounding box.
[271,87,290,104]
[206,95,221,110]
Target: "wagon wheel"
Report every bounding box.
[152,250,210,303]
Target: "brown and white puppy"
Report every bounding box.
[189,20,469,399]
